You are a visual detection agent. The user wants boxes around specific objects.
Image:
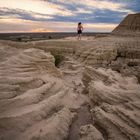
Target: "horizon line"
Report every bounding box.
[0,31,111,34]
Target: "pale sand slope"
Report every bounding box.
[0,35,140,140]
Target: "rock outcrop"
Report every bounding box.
[112,13,140,36]
[83,66,140,140]
[0,46,86,140]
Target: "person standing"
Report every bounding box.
[77,22,83,40]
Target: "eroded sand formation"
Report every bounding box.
[112,13,140,36]
[0,14,140,140]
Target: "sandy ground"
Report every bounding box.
[0,35,140,140]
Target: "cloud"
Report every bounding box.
[0,0,75,16]
[122,0,140,13]
[0,7,53,21]
[0,6,125,24]
[75,8,92,14]
[0,18,117,33]
[0,0,139,32]
[45,0,134,13]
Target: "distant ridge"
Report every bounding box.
[112,13,140,36]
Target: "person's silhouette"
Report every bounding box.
[77,22,83,40]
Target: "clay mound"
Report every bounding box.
[112,13,140,36]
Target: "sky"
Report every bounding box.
[0,0,140,33]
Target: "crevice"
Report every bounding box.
[68,104,92,140]
[94,122,108,140]
[52,54,65,68]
